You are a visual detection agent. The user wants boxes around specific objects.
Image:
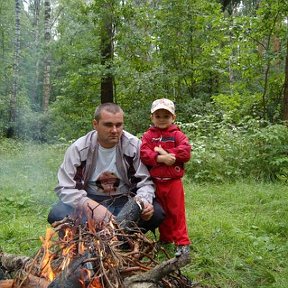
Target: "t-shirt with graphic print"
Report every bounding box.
[86,145,127,196]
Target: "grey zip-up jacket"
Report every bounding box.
[55,130,155,209]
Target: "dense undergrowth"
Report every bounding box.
[180,116,288,183]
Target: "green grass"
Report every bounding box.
[0,141,287,287]
[184,181,288,287]
[0,141,66,255]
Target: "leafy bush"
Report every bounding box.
[182,116,288,183]
[0,138,24,155]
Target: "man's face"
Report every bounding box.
[93,110,124,148]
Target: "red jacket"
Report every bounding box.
[140,124,191,179]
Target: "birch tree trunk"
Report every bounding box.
[43,0,51,112]
[8,0,21,138]
[32,0,41,108]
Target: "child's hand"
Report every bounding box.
[154,145,168,155]
[157,153,176,166]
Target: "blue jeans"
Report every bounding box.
[47,194,165,233]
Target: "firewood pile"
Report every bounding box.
[0,216,194,288]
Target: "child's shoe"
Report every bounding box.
[175,245,190,257]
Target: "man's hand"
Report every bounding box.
[140,202,154,221]
[82,199,112,223]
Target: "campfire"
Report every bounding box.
[0,215,193,288]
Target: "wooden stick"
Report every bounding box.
[123,254,191,288]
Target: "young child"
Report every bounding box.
[140,98,191,256]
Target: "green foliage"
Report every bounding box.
[212,92,263,122]
[45,96,96,141]
[182,116,288,183]
[1,0,288,140]
[0,138,24,154]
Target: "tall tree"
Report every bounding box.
[100,1,114,103]
[0,1,14,135]
[31,0,42,108]
[43,0,51,112]
[283,39,288,122]
[8,0,21,137]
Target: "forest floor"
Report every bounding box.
[0,142,287,287]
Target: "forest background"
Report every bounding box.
[0,0,287,182]
[0,0,288,287]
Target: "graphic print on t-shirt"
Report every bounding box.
[95,171,120,194]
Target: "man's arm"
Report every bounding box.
[55,142,112,223]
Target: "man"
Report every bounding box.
[48,103,165,232]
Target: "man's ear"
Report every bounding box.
[172,114,176,122]
[92,119,98,130]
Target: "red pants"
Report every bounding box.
[155,178,190,246]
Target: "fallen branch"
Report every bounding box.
[0,254,30,273]
[123,253,191,288]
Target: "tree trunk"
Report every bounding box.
[261,12,279,120]
[100,3,114,104]
[7,0,21,138]
[43,0,51,112]
[283,38,288,122]
[31,0,41,109]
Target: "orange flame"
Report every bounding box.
[39,227,55,281]
[79,268,91,288]
[88,276,103,288]
[39,221,107,287]
[79,268,104,288]
[79,241,86,254]
[59,227,77,270]
[87,217,97,234]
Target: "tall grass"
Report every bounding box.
[0,140,287,287]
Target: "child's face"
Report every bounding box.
[151,109,176,129]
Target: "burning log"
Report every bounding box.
[0,253,30,275]
[0,253,32,288]
[2,216,194,288]
[0,275,50,288]
[0,280,14,288]
[18,274,50,288]
[47,252,89,288]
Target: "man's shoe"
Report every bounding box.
[175,245,190,257]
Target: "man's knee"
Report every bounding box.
[47,201,74,224]
[139,200,165,233]
[152,200,166,226]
